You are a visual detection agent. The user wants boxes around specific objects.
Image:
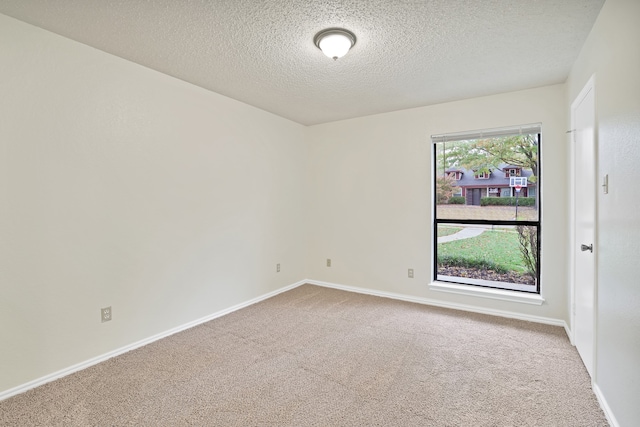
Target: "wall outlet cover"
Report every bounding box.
[101,306,112,323]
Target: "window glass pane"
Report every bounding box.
[435,134,539,222]
[433,128,541,293]
[436,224,538,292]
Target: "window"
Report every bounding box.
[528,187,536,198]
[433,124,541,293]
[446,171,461,180]
[506,168,519,177]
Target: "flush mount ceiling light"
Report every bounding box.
[313,28,356,60]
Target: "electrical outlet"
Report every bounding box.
[276,263,280,272]
[101,306,112,323]
[326,258,331,267]
[408,268,414,278]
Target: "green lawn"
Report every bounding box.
[437,229,526,273]
[437,226,462,237]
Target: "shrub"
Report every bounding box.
[480,196,535,207]
[437,255,508,274]
[436,175,461,204]
[448,196,465,204]
[516,225,538,281]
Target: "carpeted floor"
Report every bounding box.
[0,284,608,426]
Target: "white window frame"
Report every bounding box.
[431,123,541,298]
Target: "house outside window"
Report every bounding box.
[433,123,541,293]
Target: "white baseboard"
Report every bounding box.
[593,383,620,427]
[305,279,569,331]
[565,323,575,345]
[0,280,306,402]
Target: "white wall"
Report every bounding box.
[0,15,308,394]
[567,0,640,425]
[307,85,568,321]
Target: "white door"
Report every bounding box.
[572,79,596,378]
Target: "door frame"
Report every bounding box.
[569,74,598,380]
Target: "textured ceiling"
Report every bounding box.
[0,0,604,125]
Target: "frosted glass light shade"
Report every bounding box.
[314,28,356,60]
[319,33,351,59]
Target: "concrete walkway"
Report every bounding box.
[438,227,486,243]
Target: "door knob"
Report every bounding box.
[581,244,593,252]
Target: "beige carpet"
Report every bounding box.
[0,284,608,426]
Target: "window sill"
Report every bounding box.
[429,281,545,305]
